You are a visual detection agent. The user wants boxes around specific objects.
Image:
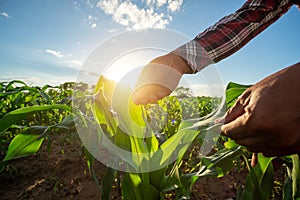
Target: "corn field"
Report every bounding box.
[0,79,299,200]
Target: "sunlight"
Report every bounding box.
[103,48,166,88]
[101,48,224,98]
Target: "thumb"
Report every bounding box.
[221,114,246,139]
[224,100,245,124]
[223,89,252,123]
[220,99,246,139]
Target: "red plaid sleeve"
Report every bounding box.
[196,0,295,63]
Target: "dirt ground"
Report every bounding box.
[0,132,282,200]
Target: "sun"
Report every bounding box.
[103,49,165,88]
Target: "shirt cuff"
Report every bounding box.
[172,40,213,73]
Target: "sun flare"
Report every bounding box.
[102,49,166,88]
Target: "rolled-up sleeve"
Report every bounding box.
[174,0,295,72]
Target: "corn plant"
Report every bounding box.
[87,78,300,200]
[0,80,75,170]
[1,79,300,200]
[83,77,245,199]
[225,82,300,200]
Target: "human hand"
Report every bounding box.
[132,52,192,105]
[221,62,300,156]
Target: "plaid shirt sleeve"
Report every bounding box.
[174,0,296,72]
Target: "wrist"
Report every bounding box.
[173,40,213,72]
[168,52,193,74]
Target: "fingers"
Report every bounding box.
[132,84,171,105]
[132,64,182,105]
[221,101,247,139]
[221,114,248,140]
[221,89,252,137]
[251,153,258,167]
[223,101,245,124]
[223,90,251,123]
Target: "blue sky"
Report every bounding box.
[0,0,299,87]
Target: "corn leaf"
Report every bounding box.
[3,128,44,161]
[151,128,199,169]
[0,104,71,133]
[122,173,142,200]
[257,154,275,199]
[292,154,300,199]
[102,167,115,200]
[196,146,243,178]
[225,82,251,108]
[239,154,274,200]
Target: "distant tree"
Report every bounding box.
[172,86,192,99]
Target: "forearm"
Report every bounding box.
[174,0,294,72]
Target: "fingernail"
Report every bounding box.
[214,117,225,124]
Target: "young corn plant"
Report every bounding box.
[2,79,299,200]
[0,81,75,171]
[89,78,300,200]
[224,82,300,200]
[88,77,245,199]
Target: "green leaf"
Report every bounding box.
[111,82,145,138]
[151,128,199,168]
[0,104,71,133]
[240,166,261,200]
[55,114,75,129]
[83,147,103,195]
[114,127,132,151]
[240,154,274,200]
[177,172,200,199]
[145,134,159,153]
[149,167,167,191]
[3,128,45,161]
[225,82,251,108]
[39,91,52,104]
[292,154,300,199]
[283,165,293,200]
[257,154,274,199]
[122,173,141,200]
[139,173,161,200]
[282,154,300,200]
[196,146,243,178]
[122,172,161,200]
[224,138,239,149]
[102,167,115,200]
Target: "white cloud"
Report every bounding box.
[157,0,167,7]
[45,49,65,58]
[97,0,184,30]
[66,59,83,68]
[0,11,10,18]
[91,23,97,28]
[167,0,183,12]
[44,49,82,68]
[44,49,82,67]
[107,28,118,33]
[87,15,98,29]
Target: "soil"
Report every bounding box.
[0,132,283,200]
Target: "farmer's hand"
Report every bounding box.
[221,62,300,157]
[132,52,192,105]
